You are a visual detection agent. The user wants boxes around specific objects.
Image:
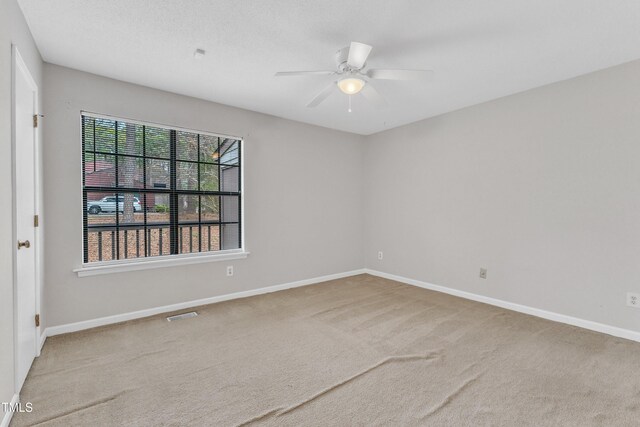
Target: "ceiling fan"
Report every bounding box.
[275,41,433,110]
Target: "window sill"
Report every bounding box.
[73,250,250,277]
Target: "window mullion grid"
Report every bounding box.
[218,137,223,250]
[92,118,96,171]
[114,121,120,261]
[81,115,241,265]
[82,118,89,263]
[169,130,179,255]
[83,150,194,163]
[83,186,235,196]
[197,134,202,253]
[237,140,242,247]
[142,125,148,258]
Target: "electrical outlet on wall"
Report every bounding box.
[627,292,640,308]
[479,268,487,279]
[378,251,383,260]
[226,266,234,277]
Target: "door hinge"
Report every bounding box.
[33,114,44,128]
[35,314,40,327]
[34,214,39,227]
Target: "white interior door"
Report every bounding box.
[13,47,38,392]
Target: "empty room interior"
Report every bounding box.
[3,0,640,425]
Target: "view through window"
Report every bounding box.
[82,114,242,264]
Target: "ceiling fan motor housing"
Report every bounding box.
[335,46,364,72]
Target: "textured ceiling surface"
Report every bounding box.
[18,0,640,135]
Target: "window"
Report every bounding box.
[82,113,242,264]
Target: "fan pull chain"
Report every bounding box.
[348,95,352,113]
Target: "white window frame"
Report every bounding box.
[74,111,248,277]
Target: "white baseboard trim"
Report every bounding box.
[46,269,367,337]
[38,330,47,353]
[365,269,640,343]
[1,393,20,427]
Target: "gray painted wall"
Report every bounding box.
[0,0,43,410]
[40,58,640,334]
[43,64,365,327]
[364,59,640,333]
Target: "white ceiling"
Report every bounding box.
[18,0,640,135]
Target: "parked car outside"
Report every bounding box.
[87,196,142,214]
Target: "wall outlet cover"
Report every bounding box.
[479,268,487,279]
[226,266,234,277]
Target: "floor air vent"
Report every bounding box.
[166,312,198,322]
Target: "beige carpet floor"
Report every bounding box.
[12,274,640,426]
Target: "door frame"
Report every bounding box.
[11,45,43,392]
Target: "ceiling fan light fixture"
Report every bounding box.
[337,77,365,95]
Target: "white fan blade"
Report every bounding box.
[360,84,387,108]
[306,83,336,108]
[275,70,335,77]
[347,42,372,69]
[366,69,434,80]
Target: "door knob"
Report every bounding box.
[17,240,31,249]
